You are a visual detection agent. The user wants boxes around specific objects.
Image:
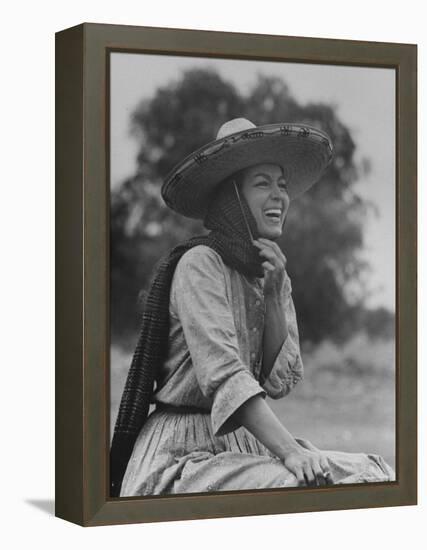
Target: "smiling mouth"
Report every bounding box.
[263,208,283,223]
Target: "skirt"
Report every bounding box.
[120,408,395,496]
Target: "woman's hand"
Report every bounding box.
[282,446,333,487]
[253,238,288,298]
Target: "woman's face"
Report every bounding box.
[239,163,290,240]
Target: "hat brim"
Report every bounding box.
[162,123,333,219]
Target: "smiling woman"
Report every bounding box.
[238,163,290,240]
[110,117,395,497]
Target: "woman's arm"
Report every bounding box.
[249,239,331,486]
[261,291,289,382]
[233,393,332,486]
[261,292,303,398]
[252,238,290,381]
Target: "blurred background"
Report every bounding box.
[110,53,395,469]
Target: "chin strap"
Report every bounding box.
[233,180,255,243]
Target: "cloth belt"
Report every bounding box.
[155,402,210,415]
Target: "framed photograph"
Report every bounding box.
[55,23,417,526]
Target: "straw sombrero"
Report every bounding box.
[161,118,333,220]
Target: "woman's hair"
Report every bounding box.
[226,168,247,191]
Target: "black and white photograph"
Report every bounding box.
[2,0,423,540]
[109,52,396,498]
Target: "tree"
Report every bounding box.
[111,68,378,347]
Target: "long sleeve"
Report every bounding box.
[171,245,266,436]
[261,276,304,399]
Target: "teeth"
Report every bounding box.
[264,209,282,217]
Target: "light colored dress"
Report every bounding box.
[120,245,394,496]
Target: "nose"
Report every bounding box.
[270,182,283,200]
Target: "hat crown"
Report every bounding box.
[216,118,256,140]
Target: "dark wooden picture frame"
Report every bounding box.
[55,23,417,527]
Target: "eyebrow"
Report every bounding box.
[253,172,287,181]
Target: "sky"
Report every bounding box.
[110,52,395,311]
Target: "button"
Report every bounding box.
[255,299,261,306]
[251,352,256,359]
[252,327,258,333]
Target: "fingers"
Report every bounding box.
[304,460,332,487]
[253,240,286,269]
[320,456,334,486]
[253,238,285,257]
[262,261,275,272]
[320,456,329,472]
[312,459,327,487]
[324,472,334,485]
[285,451,333,488]
[256,238,287,264]
[301,457,332,487]
[293,466,306,487]
[303,464,315,487]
